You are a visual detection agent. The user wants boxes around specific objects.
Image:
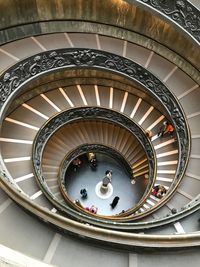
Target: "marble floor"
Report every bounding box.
[65,153,148,216]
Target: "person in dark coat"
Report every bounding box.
[80,188,87,199]
[110,196,120,209]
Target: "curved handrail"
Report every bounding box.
[0,0,198,248]
[0,48,190,195]
[0,48,190,226]
[1,174,200,248]
[126,0,200,45]
[32,107,156,223]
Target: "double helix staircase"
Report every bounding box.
[0,1,200,266]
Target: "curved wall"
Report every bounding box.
[0,0,199,73]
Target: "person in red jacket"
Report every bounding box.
[153,185,166,198]
[158,121,174,137]
[86,205,98,214]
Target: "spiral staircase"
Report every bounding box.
[0,1,200,266]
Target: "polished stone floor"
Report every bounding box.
[65,153,148,216]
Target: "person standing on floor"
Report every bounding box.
[80,188,87,199]
[110,196,120,209]
[72,158,82,172]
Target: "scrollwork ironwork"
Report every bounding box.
[131,0,200,44]
[32,107,156,223]
[0,49,189,162]
[0,48,190,226]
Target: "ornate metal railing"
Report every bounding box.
[32,106,156,222]
[1,170,200,249]
[0,48,190,184]
[127,0,200,45]
[0,48,191,226]
[0,1,199,247]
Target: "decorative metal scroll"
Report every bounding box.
[0,48,190,184]
[0,48,190,226]
[128,0,200,44]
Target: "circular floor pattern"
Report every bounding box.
[65,153,148,216]
[95,181,113,199]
